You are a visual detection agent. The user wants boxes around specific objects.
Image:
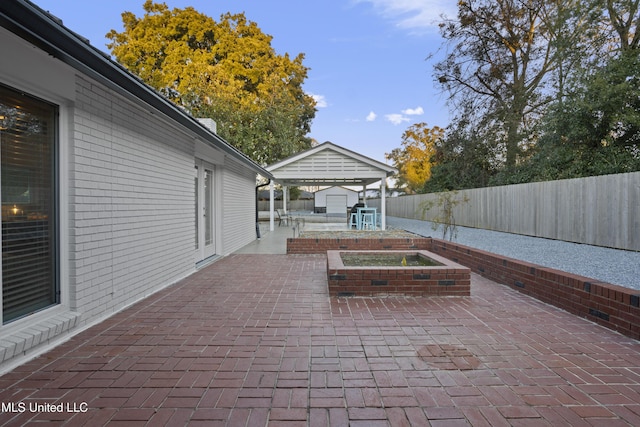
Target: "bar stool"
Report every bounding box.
[349,212,358,228]
[361,213,374,230]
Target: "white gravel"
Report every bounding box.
[388,216,640,291]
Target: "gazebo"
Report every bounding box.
[265,142,397,230]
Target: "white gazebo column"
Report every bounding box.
[269,181,275,231]
[378,181,387,230]
[283,186,288,214]
[380,180,387,230]
[362,184,367,205]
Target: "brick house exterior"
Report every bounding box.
[0,1,271,371]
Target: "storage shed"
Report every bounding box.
[314,186,359,214]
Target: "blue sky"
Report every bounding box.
[33,0,456,164]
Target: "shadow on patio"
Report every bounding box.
[1,250,640,426]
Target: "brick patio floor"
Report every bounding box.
[2,254,640,426]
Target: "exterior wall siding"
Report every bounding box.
[279,150,382,174]
[221,158,257,254]
[69,76,196,322]
[273,149,386,182]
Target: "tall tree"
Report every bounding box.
[386,123,444,194]
[513,0,640,181]
[107,1,315,164]
[435,0,582,169]
[431,0,639,187]
[426,107,497,191]
[607,0,640,51]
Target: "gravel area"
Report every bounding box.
[388,217,640,291]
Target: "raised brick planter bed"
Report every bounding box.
[288,235,640,340]
[327,250,470,297]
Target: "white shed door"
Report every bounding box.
[326,195,347,214]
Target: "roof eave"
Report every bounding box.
[267,142,397,175]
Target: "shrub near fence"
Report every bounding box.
[368,171,640,251]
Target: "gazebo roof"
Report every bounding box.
[266,142,397,187]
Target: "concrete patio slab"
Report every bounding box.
[1,253,639,426]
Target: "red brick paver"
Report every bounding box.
[1,254,640,426]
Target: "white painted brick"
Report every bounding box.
[0,343,15,362]
[2,58,254,369]
[0,311,83,365]
[23,328,44,347]
[3,335,24,355]
[13,332,34,352]
[30,324,51,343]
[68,76,195,324]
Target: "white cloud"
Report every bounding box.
[309,93,328,108]
[354,0,456,33]
[366,111,377,121]
[385,113,410,125]
[402,106,424,115]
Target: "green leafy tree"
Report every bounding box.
[385,123,444,194]
[288,186,301,201]
[434,0,603,173]
[432,0,640,185]
[606,0,640,51]
[496,1,640,183]
[107,1,315,164]
[506,50,640,182]
[425,107,497,191]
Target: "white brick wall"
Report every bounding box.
[0,311,81,364]
[1,30,261,370]
[70,76,196,322]
[221,158,259,254]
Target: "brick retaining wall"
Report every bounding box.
[287,237,640,340]
[287,237,432,254]
[429,239,640,340]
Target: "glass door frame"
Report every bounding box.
[194,159,216,264]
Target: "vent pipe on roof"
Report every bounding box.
[197,118,217,133]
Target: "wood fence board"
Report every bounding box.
[370,172,639,251]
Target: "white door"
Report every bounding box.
[195,160,216,263]
[326,195,347,214]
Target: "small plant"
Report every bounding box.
[419,190,469,241]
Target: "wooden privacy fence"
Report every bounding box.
[367,171,639,251]
[258,200,315,211]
